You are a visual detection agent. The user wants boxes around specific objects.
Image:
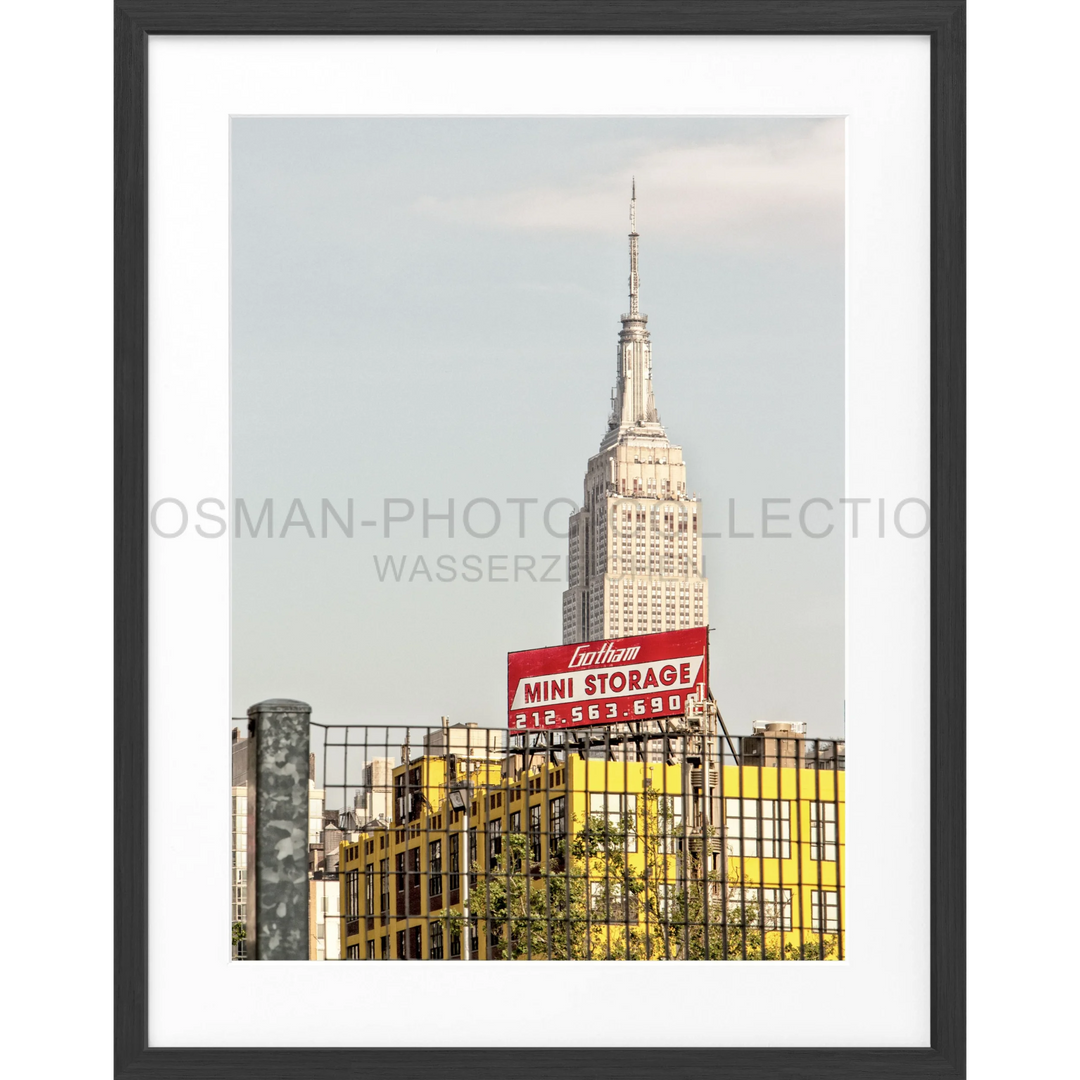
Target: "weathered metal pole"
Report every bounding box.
[246,698,311,960]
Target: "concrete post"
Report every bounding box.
[246,698,311,960]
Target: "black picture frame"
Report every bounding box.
[115,2,965,1076]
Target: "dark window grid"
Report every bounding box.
[448,833,460,893]
[725,797,791,860]
[487,820,502,870]
[379,858,390,913]
[428,839,443,898]
[363,866,374,913]
[810,801,839,861]
[811,890,840,934]
[528,803,543,861]
[429,922,444,960]
[345,870,360,920]
[727,886,794,932]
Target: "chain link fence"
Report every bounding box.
[300,715,843,961]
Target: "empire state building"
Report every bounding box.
[562,185,709,644]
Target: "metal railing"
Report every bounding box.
[302,717,844,961]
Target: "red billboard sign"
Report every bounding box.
[507,627,708,732]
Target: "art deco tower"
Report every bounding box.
[562,184,709,643]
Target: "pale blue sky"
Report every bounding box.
[231,117,845,737]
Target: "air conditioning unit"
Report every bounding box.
[688,835,724,854]
[690,767,719,790]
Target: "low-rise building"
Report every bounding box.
[340,721,844,961]
[309,877,342,961]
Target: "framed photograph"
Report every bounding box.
[116,2,964,1077]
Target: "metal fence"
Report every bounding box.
[301,711,844,962]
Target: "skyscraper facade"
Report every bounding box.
[562,186,709,643]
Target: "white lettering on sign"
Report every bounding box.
[510,656,702,710]
[567,642,642,668]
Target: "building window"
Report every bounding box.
[810,801,838,861]
[549,797,566,854]
[654,882,675,919]
[379,857,390,914]
[345,869,360,920]
[449,926,462,958]
[448,833,460,893]
[396,930,406,959]
[366,940,375,960]
[407,846,421,915]
[232,868,247,923]
[469,827,477,887]
[429,922,444,960]
[410,925,423,959]
[408,766,423,821]
[488,819,502,868]
[725,798,791,859]
[589,793,637,852]
[727,887,793,931]
[428,839,443,898]
[589,881,639,922]
[364,864,374,914]
[811,890,840,933]
[528,803,543,861]
[380,934,389,960]
[346,944,361,960]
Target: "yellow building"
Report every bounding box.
[340,722,844,961]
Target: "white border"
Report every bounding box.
[148,35,929,1047]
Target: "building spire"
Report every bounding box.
[628,178,639,317]
[602,182,664,449]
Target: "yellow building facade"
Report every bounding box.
[340,734,844,961]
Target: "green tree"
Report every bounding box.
[667,865,837,961]
[469,809,650,960]
[640,789,839,962]
[467,789,837,962]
